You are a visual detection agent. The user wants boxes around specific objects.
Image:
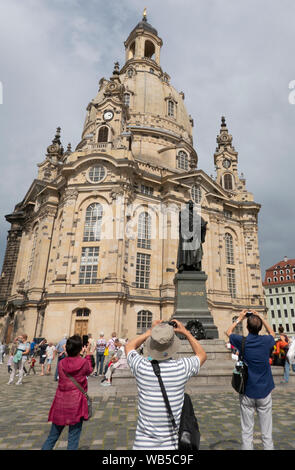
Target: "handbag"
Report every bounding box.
[151,360,200,451]
[231,336,248,394]
[63,369,93,420]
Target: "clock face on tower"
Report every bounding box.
[222,158,231,169]
[103,110,114,121]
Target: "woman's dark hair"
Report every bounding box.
[247,314,262,335]
[66,335,83,357]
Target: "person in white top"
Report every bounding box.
[101,338,128,386]
[7,334,30,385]
[45,342,56,375]
[125,319,207,450]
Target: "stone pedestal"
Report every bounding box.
[173,271,219,339]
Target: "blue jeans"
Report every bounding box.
[283,359,295,382]
[42,421,83,450]
[96,352,105,375]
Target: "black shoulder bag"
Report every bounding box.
[151,360,200,451]
[231,336,248,394]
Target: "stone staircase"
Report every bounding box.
[110,339,295,391]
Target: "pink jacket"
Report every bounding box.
[48,355,93,426]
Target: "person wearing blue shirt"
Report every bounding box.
[226,309,275,450]
[54,335,67,381]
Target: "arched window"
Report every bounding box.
[191,185,202,204]
[98,126,108,143]
[144,40,155,59]
[137,212,151,249]
[225,233,234,265]
[168,100,175,117]
[129,41,135,59]
[177,151,189,170]
[223,173,233,190]
[83,203,103,241]
[137,310,153,334]
[76,308,90,317]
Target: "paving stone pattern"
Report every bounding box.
[0,360,295,451]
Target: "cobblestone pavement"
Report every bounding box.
[0,359,295,451]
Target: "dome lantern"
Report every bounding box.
[124,10,163,66]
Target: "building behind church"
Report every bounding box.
[263,256,295,336]
[0,13,265,343]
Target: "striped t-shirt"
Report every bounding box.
[127,350,200,450]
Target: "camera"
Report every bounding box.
[246,311,253,318]
[168,321,177,328]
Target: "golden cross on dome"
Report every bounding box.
[143,8,147,20]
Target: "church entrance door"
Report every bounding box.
[74,319,88,338]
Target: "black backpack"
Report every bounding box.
[178,393,200,451]
[231,336,248,394]
[151,360,200,451]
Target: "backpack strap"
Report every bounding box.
[240,336,246,361]
[151,360,177,431]
[60,364,90,400]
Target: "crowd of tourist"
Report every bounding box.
[0,330,129,386]
[0,316,294,451]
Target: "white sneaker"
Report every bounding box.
[7,380,13,385]
[16,381,22,385]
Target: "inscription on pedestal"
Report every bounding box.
[173,271,219,339]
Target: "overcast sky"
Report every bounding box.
[0,0,294,277]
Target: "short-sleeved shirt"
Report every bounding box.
[230,333,275,399]
[46,345,55,359]
[127,350,200,450]
[18,342,30,359]
[96,338,107,353]
[107,338,117,353]
[55,339,66,355]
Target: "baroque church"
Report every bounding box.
[0,13,264,344]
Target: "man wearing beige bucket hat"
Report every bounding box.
[125,319,207,450]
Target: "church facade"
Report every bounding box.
[0,14,265,343]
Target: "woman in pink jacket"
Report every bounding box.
[42,335,93,450]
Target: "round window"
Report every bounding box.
[88,165,106,183]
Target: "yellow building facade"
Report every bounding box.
[0,14,265,343]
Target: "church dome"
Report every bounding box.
[81,12,197,170]
[130,16,158,37]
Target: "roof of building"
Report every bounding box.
[129,12,158,37]
[263,257,295,286]
[265,258,295,271]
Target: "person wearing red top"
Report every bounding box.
[41,335,93,450]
